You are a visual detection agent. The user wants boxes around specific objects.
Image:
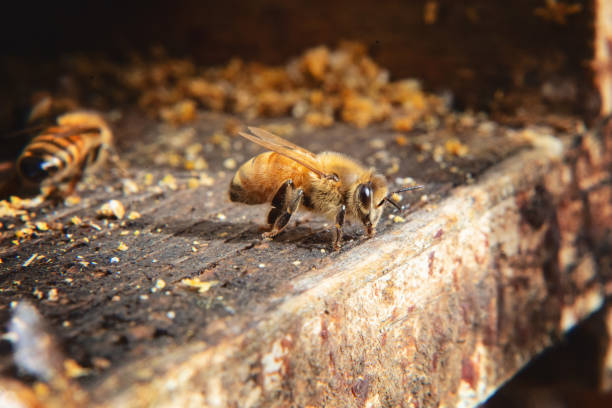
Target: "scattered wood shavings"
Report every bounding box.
[185,157,208,171]
[35,221,49,231]
[122,179,139,195]
[0,200,26,218]
[393,116,417,132]
[264,123,296,136]
[15,227,34,239]
[22,253,38,267]
[304,111,334,128]
[33,288,43,299]
[92,357,111,370]
[369,139,386,149]
[160,99,197,125]
[155,279,166,290]
[211,132,231,150]
[199,173,215,186]
[159,174,177,190]
[386,162,400,175]
[180,278,219,294]
[223,158,237,170]
[97,200,125,220]
[392,215,406,223]
[144,173,154,186]
[71,216,83,226]
[117,242,129,251]
[394,134,409,146]
[47,288,59,302]
[445,139,469,157]
[188,178,200,189]
[127,211,141,220]
[64,359,91,378]
[64,195,81,206]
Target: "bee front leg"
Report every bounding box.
[332,204,346,251]
[263,179,303,239]
[63,157,90,198]
[44,160,87,203]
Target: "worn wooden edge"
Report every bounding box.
[65,127,610,407]
[596,0,612,115]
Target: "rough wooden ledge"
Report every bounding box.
[1,114,611,407]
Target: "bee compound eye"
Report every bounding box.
[358,184,372,208]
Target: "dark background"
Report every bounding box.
[0,0,596,110]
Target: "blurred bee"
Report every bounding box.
[16,110,113,198]
[230,127,422,250]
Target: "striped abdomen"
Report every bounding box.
[17,125,103,185]
[229,152,313,204]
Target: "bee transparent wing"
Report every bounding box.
[239,127,332,179]
[50,126,101,139]
[1,124,47,140]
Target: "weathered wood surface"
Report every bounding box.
[0,111,611,407]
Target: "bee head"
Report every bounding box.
[17,155,61,183]
[354,174,388,236]
[353,175,424,235]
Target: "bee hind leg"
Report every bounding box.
[263,179,303,239]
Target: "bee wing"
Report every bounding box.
[2,125,99,142]
[1,124,48,140]
[239,127,332,179]
[48,126,101,138]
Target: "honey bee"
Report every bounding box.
[230,127,422,250]
[16,110,113,198]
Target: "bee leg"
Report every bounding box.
[65,163,88,197]
[263,180,303,239]
[55,157,89,200]
[332,204,346,251]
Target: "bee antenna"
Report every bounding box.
[382,185,424,212]
[1,124,47,140]
[392,185,424,194]
[383,197,403,212]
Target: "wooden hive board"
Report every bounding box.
[1,109,611,407]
